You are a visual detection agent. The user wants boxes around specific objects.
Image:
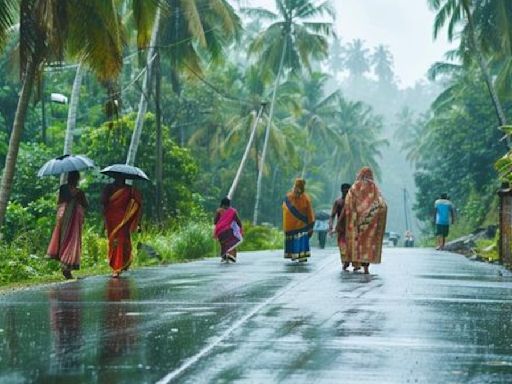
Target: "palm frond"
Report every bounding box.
[427,61,462,80]
[0,0,17,50]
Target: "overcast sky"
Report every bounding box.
[238,0,454,88]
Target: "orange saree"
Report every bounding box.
[343,167,387,264]
[104,186,142,274]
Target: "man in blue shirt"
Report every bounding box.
[434,193,456,250]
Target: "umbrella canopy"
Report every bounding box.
[315,210,331,220]
[100,164,149,181]
[37,154,95,177]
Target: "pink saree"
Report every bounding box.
[214,207,243,259]
[47,198,84,270]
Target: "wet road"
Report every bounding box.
[1,247,512,383]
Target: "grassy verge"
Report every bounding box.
[0,221,283,292]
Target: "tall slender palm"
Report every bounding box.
[371,44,394,83]
[126,0,242,166]
[282,72,341,177]
[330,96,387,181]
[0,0,126,226]
[246,0,335,224]
[344,38,370,78]
[428,0,508,133]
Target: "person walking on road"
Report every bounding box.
[329,183,356,271]
[434,193,456,250]
[102,175,142,278]
[47,171,88,279]
[313,211,329,249]
[214,197,243,263]
[343,167,387,274]
[282,178,315,262]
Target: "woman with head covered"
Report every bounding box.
[343,167,387,274]
[282,178,315,262]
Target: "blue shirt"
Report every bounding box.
[435,199,454,225]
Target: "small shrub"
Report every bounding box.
[239,222,283,251]
[169,223,215,261]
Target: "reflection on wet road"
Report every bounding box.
[1,248,512,383]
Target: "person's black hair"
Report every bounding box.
[341,183,351,191]
[220,197,231,207]
[68,170,80,186]
[440,192,448,199]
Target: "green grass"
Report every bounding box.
[0,221,283,291]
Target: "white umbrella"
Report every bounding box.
[37,154,95,177]
[100,164,149,181]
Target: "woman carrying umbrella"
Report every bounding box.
[101,166,144,278]
[47,171,88,279]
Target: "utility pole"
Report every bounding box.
[403,188,409,232]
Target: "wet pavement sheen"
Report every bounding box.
[1,248,512,383]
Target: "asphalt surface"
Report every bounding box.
[1,247,512,383]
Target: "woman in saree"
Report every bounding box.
[47,171,88,279]
[214,197,243,263]
[282,178,315,262]
[102,175,142,278]
[343,167,387,274]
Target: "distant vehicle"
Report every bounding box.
[383,231,400,247]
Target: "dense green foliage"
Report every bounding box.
[4,0,512,285]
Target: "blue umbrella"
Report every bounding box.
[100,164,149,181]
[37,154,95,177]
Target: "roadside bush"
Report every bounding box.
[239,222,283,251]
[169,222,215,261]
[136,222,216,263]
[81,226,108,268]
[0,244,59,284]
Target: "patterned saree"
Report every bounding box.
[343,167,387,264]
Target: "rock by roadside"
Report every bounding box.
[443,226,497,260]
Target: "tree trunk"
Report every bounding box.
[60,62,84,185]
[300,125,311,178]
[227,103,265,200]
[463,2,509,147]
[126,8,161,166]
[41,75,46,144]
[0,58,38,226]
[252,38,288,225]
[155,51,163,224]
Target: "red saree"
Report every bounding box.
[343,167,387,264]
[104,186,142,274]
[47,198,84,270]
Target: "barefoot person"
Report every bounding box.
[343,167,387,274]
[282,178,315,262]
[102,175,142,278]
[214,197,243,263]
[329,183,357,271]
[47,171,88,279]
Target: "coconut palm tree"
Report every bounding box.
[371,44,394,83]
[126,0,242,166]
[330,96,387,181]
[428,0,508,133]
[281,72,341,177]
[245,0,335,224]
[0,0,127,226]
[344,38,370,78]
